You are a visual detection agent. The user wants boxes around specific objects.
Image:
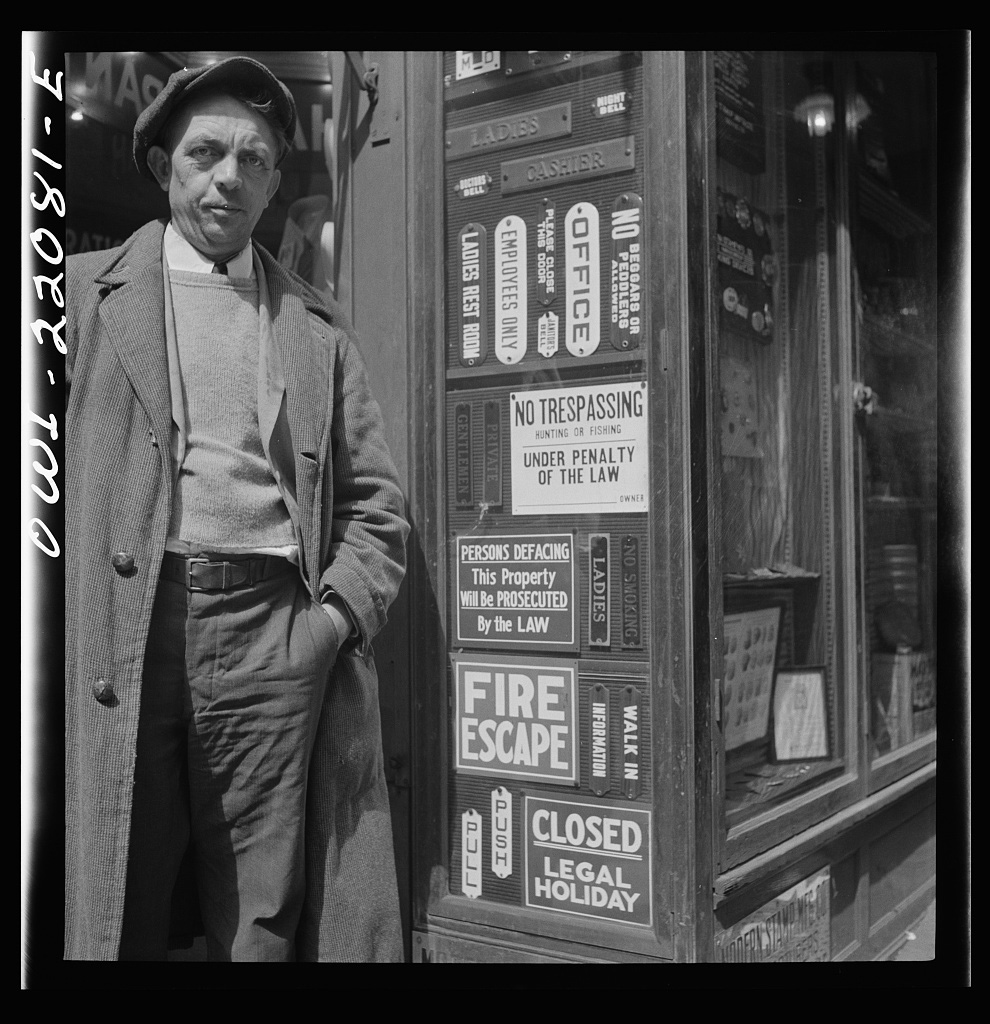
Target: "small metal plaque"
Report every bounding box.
[589,533,611,647]
[454,171,492,198]
[609,193,644,351]
[537,311,559,358]
[621,685,642,799]
[446,102,572,161]
[620,534,642,649]
[491,787,513,879]
[482,400,503,508]
[592,89,632,117]
[461,808,483,898]
[565,201,601,357]
[500,136,636,195]
[494,215,527,364]
[454,403,473,508]
[589,683,611,796]
[455,51,501,81]
[458,223,488,367]
[536,198,557,306]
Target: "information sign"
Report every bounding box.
[501,136,636,195]
[510,381,649,515]
[588,534,611,647]
[524,794,652,926]
[454,402,473,508]
[588,684,611,796]
[445,102,572,161]
[455,533,576,649]
[453,653,578,784]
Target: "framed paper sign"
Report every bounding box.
[772,667,829,762]
[722,605,782,751]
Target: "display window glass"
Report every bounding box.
[710,50,937,840]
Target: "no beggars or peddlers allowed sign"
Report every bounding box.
[511,381,649,515]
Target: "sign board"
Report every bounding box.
[455,533,576,649]
[510,381,649,515]
[452,654,578,784]
[715,868,831,962]
[524,794,652,926]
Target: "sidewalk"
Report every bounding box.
[888,899,935,961]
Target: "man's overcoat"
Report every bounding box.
[64,218,409,961]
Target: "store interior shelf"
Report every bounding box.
[857,171,930,239]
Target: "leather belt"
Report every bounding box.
[161,552,293,592]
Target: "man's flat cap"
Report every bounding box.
[133,55,297,180]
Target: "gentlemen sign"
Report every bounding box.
[525,795,652,926]
[453,654,578,784]
[510,381,649,515]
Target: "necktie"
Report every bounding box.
[212,262,228,275]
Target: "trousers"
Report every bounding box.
[118,558,339,961]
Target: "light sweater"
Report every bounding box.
[166,268,296,552]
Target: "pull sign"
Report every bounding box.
[491,787,513,879]
[495,215,528,364]
[589,533,611,647]
[565,202,600,357]
[621,686,642,799]
[459,223,488,366]
[589,683,611,796]
[610,193,644,351]
[536,198,557,306]
[461,808,483,898]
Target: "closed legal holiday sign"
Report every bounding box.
[510,381,649,515]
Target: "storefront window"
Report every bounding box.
[850,54,938,766]
[712,51,937,833]
[714,52,848,825]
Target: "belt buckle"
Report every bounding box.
[186,555,215,592]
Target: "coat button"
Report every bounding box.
[92,678,114,704]
[112,551,135,574]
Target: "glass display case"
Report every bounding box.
[709,50,937,854]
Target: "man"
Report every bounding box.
[64,56,409,962]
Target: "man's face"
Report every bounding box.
[147,93,282,261]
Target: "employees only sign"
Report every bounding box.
[510,381,649,515]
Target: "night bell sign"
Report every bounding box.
[453,654,577,784]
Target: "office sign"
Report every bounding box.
[524,794,652,926]
[455,533,576,649]
[453,653,578,784]
[510,381,649,515]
